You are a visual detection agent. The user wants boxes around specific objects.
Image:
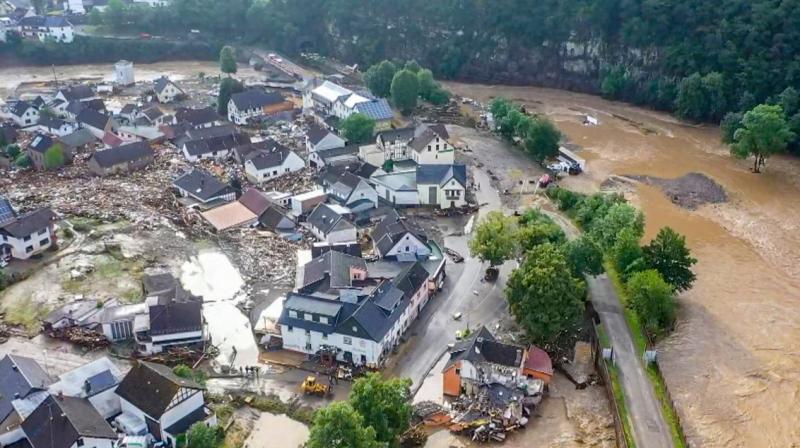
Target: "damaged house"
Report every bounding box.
[87,141,154,176]
[0,354,53,446]
[173,169,236,208]
[0,207,57,261]
[306,203,357,244]
[372,210,431,260]
[322,171,378,212]
[153,76,184,103]
[243,141,305,184]
[227,89,294,125]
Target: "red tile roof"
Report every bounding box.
[524,345,553,376]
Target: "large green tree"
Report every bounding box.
[43,144,65,170]
[339,113,375,144]
[612,227,646,279]
[219,46,237,76]
[217,77,244,115]
[521,116,561,161]
[505,243,585,346]
[588,203,644,251]
[308,402,379,448]
[184,422,217,448]
[626,269,677,336]
[563,236,604,277]
[468,211,518,267]
[731,104,794,173]
[349,373,412,447]
[365,60,397,98]
[390,69,419,115]
[643,227,697,292]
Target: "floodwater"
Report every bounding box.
[181,249,259,369]
[244,412,309,448]
[447,82,800,447]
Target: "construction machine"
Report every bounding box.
[300,376,331,396]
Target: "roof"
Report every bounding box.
[444,326,524,371]
[91,141,153,168]
[76,108,111,130]
[28,134,55,153]
[278,293,352,335]
[140,105,164,121]
[230,89,286,110]
[183,132,250,156]
[0,355,53,424]
[143,272,177,297]
[43,299,100,325]
[38,115,68,130]
[0,196,15,225]
[201,201,257,231]
[259,204,294,231]
[101,131,123,147]
[238,188,272,216]
[154,76,182,94]
[59,128,96,148]
[372,171,417,192]
[58,85,94,102]
[148,299,203,335]
[120,104,137,115]
[311,81,353,103]
[10,100,35,117]
[306,203,355,236]
[409,123,450,152]
[302,249,366,292]
[0,208,56,238]
[114,361,204,419]
[354,98,394,121]
[377,127,415,144]
[307,123,333,145]
[49,357,121,398]
[524,345,554,376]
[247,145,297,170]
[372,209,428,256]
[173,169,234,201]
[318,144,359,162]
[22,395,116,448]
[416,164,467,187]
[175,106,220,126]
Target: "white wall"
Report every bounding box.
[326,226,358,244]
[157,84,180,103]
[161,391,204,432]
[412,135,454,165]
[244,152,305,183]
[2,226,53,259]
[384,233,431,258]
[418,178,465,209]
[75,436,115,448]
[181,146,231,163]
[12,107,39,127]
[346,181,378,208]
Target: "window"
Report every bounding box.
[405,246,409,252]
[352,326,358,332]
[26,246,33,253]
[455,368,461,375]
[23,235,31,242]
[39,238,49,246]
[76,439,84,447]
[273,170,278,176]
[320,316,329,324]
[343,336,352,345]
[322,333,328,340]
[427,145,431,152]
[285,168,290,172]
[436,144,439,151]
[289,310,297,318]
[304,313,313,321]
[312,315,320,322]
[287,325,293,332]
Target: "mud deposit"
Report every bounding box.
[627,172,728,209]
[446,82,800,447]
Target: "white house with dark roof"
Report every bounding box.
[115,361,216,446]
[173,169,236,207]
[372,209,431,260]
[306,203,357,244]
[22,395,116,448]
[416,164,467,209]
[55,85,97,104]
[371,170,420,206]
[305,123,345,154]
[181,132,250,162]
[76,109,116,139]
[227,89,294,125]
[48,357,124,419]
[175,106,222,129]
[409,123,453,164]
[244,143,304,184]
[9,100,39,127]
[322,171,378,211]
[35,115,76,137]
[17,15,74,42]
[309,144,360,170]
[0,207,56,261]
[0,354,53,446]
[153,76,184,103]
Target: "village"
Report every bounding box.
[0,9,610,445]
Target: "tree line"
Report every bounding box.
[489,98,561,163]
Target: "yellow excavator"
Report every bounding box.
[300,376,331,396]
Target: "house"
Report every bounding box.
[259,204,296,233]
[227,89,294,125]
[408,124,453,164]
[0,207,56,261]
[88,141,154,176]
[48,357,124,419]
[351,98,394,131]
[200,200,258,232]
[371,170,419,206]
[35,115,75,136]
[442,327,526,397]
[175,107,222,129]
[281,261,432,367]
[305,123,345,154]
[17,15,74,42]
[523,345,554,385]
[323,171,378,211]
[174,123,237,148]
[375,127,415,161]
[153,76,184,103]
[173,169,236,207]
[55,85,97,104]
[0,355,53,446]
[298,249,367,295]
[76,109,115,139]
[114,60,135,86]
[115,361,216,446]
[244,144,304,184]
[302,79,353,116]
[290,189,327,216]
[372,210,431,260]
[22,394,116,448]
[136,105,170,126]
[65,98,106,122]
[118,104,138,123]
[9,100,38,127]
[181,132,250,162]
[27,134,72,170]
[306,203,357,244]
[43,299,105,331]
[59,128,97,150]
[416,164,467,209]
[309,144,359,170]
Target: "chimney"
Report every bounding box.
[84,379,92,394]
[57,391,64,401]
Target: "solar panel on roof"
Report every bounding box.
[0,198,16,225]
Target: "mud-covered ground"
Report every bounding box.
[446,82,800,447]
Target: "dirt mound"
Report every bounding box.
[629,172,728,210]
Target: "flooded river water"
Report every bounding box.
[447,83,800,447]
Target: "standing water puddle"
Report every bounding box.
[245,413,309,448]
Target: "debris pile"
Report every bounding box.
[47,326,110,349]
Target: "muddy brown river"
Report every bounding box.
[448,83,800,447]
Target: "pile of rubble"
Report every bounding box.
[217,228,306,288]
[47,326,110,349]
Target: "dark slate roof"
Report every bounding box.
[248,145,296,170]
[140,106,164,121]
[353,98,394,121]
[59,129,96,148]
[58,85,94,102]
[143,272,177,296]
[278,293,352,334]
[175,107,220,127]
[371,281,404,312]
[259,205,294,231]
[183,132,250,156]
[10,100,35,117]
[336,299,390,342]
[377,127,415,144]
[306,203,354,236]
[28,134,55,154]
[85,369,118,395]
[38,115,68,130]
[302,250,366,291]
[372,209,428,257]
[416,164,466,187]
[0,208,56,238]
[444,326,524,371]
[173,169,234,201]
[409,124,449,152]
[230,89,286,110]
[76,108,111,130]
[318,144,359,162]
[0,196,16,225]
[306,123,332,145]
[238,188,272,216]
[115,361,204,419]
[310,242,362,258]
[428,123,449,139]
[23,395,116,448]
[394,261,429,300]
[183,123,237,141]
[4,438,32,448]
[43,16,71,27]
[91,141,153,168]
[120,104,137,115]
[154,76,181,94]
[0,355,53,424]
[149,300,203,335]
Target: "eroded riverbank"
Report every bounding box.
[447,82,800,447]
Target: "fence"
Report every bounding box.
[592,324,630,448]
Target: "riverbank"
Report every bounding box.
[445,82,800,447]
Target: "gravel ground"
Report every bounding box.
[628,172,728,209]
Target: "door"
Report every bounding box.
[146,416,162,441]
[428,186,438,205]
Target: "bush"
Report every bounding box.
[626,270,677,336]
[546,187,584,212]
[14,153,31,169]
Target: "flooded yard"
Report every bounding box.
[447,82,800,447]
[244,413,309,448]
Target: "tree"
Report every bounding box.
[643,227,697,292]
[626,270,676,336]
[217,77,244,115]
[417,68,437,99]
[365,60,397,98]
[14,154,31,169]
[0,268,6,290]
[517,209,565,253]
[184,422,217,448]
[308,402,379,448]
[731,104,794,172]
[505,244,585,346]
[349,373,412,446]
[88,8,102,26]
[427,88,450,105]
[611,227,646,278]
[403,60,421,73]
[106,0,127,28]
[489,98,512,121]
[600,65,630,99]
[778,87,800,116]
[468,211,518,267]
[219,46,237,76]
[702,72,727,122]
[43,144,65,170]
[675,73,708,121]
[339,113,375,144]
[563,237,604,277]
[720,112,743,144]
[521,116,561,161]
[588,203,644,251]
[498,109,524,139]
[390,69,419,115]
